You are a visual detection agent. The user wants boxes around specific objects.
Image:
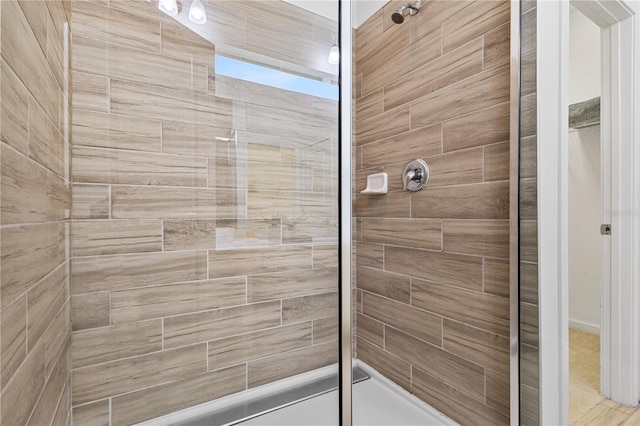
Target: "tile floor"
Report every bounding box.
[569,328,639,425]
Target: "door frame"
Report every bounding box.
[537,0,640,424]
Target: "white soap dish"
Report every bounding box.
[360,172,388,195]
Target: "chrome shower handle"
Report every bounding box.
[403,169,420,190]
[402,159,429,192]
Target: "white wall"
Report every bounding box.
[282,0,338,21]
[568,126,601,332]
[568,7,602,333]
[282,0,388,28]
[569,6,601,104]
[353,0,388,28]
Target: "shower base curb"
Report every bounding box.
[136,363,367,426]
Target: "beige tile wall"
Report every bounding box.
[0,1,73,425]
[354,1,511,424]
[70,1,338,424]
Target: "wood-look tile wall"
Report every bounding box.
[0,1,73,425]
[519,1,539,424]
[70,1,338,424]
[354,1,511,424]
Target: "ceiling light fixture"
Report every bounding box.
[189,0,207,24]
[328,40,340,65]
[158,0,179,16]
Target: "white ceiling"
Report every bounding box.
[282,0,388,28]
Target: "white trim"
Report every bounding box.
[537,1,571,424]
[600,22,614,399]
[574,0,639,407]
[569,320,601,335]
[610,11,639,406]
[538,1,640,421]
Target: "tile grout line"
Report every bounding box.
[25,296,30,358]
[206,341,209,371]
[161,220,165,252]
[482,145,486,182]
[481,34,486,71]
[482,257,486,293]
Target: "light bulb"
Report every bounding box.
[189,0,207,24]
[328,42,340,65]
[158,0,178,16]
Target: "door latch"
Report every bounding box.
[600,224,611,235]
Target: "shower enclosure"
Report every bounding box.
[0,1,515,425]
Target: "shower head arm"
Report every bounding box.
[391,1,421,24]
[405,2,420,14]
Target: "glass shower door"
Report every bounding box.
[69,1,342,424]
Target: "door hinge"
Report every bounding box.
[601,224,611,235]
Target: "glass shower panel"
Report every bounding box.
[352,0,512,425]
[69,1,340,424]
